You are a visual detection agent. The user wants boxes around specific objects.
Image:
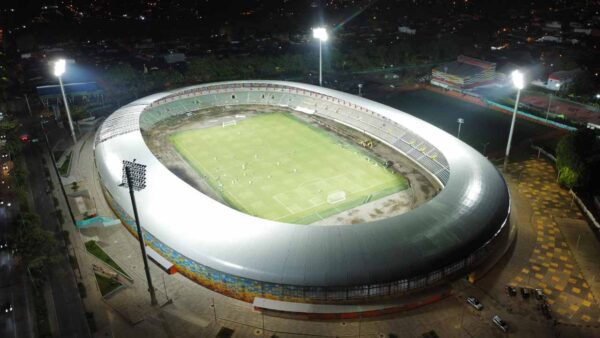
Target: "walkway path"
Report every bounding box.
[504,158,600,326]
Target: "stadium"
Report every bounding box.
[94,81,512,311]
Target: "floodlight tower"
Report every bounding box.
[546,83,560,122]
[312,27,328,87]
[53,59,77,144]
[120,160,157,306]
[457,118,464,139]
[503,70,525,170]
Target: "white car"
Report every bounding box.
[492,315,509,332]
[467,297,483,310]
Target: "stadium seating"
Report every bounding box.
[134,83,451,185]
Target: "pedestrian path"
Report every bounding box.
[505,159,600,326]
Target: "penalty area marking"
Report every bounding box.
[327,191,347,204]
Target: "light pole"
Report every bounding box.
[312,27,328,87]
[358,83,363,97]
[546,83,560,122]
[457,118,464,139]
[53,59,77,145]
[120,160,157,306]
[482,142,489,157]
[503,70,525,170]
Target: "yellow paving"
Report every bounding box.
[506,159,599,324]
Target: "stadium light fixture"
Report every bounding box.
[53,59,77,144]
[504,70,525,170]
[511,70,524,90]
[120,160,158,306]
[53,59,66,77]
[312,27,328,87]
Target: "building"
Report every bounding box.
[547,69,581,91]
[162,52,186,64]
[398,26,416,35]
[94,81,512,315]
[36,82,103,118]
[431,55,497,89]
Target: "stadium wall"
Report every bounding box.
[102,181,511,304]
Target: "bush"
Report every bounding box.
[85,312,97,333]
[69,254,77,270]
[61,230,70,244]
[78,282,87,298]
[555,132,590,189]
[56,209,64,225]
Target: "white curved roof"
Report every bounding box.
[94,81,510,287]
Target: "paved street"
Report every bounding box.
[0,184,36,338]
[22,141,91,338]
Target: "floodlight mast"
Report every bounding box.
[53,59,77,145]
[457,118,464,139]
[312,27,328,87]
[546,83,560,122]
[503,70,524,170]
[122,162,157,306]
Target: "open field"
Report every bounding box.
[379,90,565,155]
[169,113,408,224]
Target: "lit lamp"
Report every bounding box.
[503,70,524,170]
[53,59,77,144]
[312,27,328,87]
[546,83,560,121]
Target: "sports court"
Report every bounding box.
[169,113,408,224]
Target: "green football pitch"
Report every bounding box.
[169,113,408,224]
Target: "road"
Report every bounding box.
[0,199,36,338]
[22,139,91,338]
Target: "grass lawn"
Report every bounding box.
[85,240,130,278]
[59,151,72,177]
[170,113,408,224]
[94,273,122,297]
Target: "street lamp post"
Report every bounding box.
[503,70,525,170]
[546,83,560,122]
[457,118,464,139]
[312,27,328,87]
[120,160,157,306]
[53,59,77,145]
[358,83,363,97]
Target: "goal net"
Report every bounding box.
[222,120,237,128]
[327,191,347,204]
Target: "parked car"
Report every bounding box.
[540,303,552,319]
[2,302,13,314]
[467,297,483,310]
[506,285,517,296]
[520,287,530,299]
[492,315,509,332]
